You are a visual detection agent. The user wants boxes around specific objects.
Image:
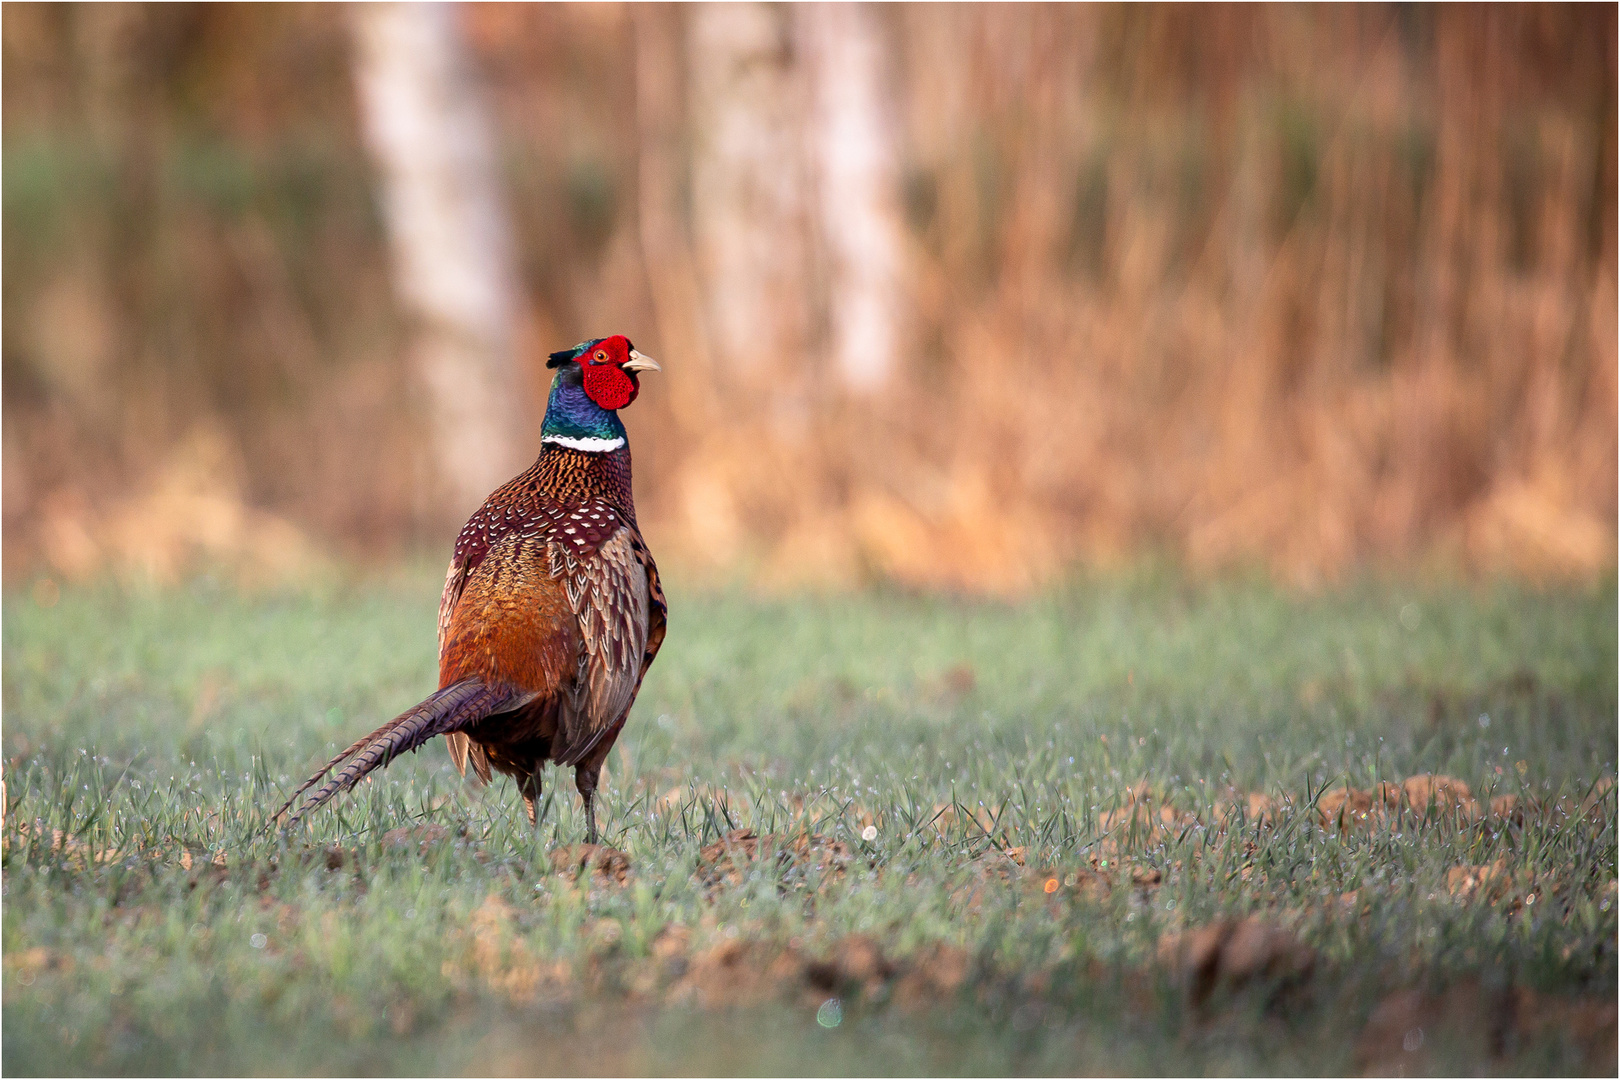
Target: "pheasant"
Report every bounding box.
[275,336,666,843]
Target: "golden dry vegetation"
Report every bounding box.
[3,4,1614,590]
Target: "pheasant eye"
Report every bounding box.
[593,350,608,363]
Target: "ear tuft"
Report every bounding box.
[548,338,602,369]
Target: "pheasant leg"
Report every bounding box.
[518,769,543,826]
[575,763,601,845]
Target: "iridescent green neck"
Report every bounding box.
[541,378,626,452]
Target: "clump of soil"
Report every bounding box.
[1156,917,1314,1006]
[1396,774,1482,822]
[667,937,804,1008]
[549,843,631,886]
[1317,786,1382,830]
[1093,781,1199,854]
[1490,793,1527,824]
[1211,791,1280,828]
[1318,774,1483,830]
[664,931,970,1012]
[804,934,896,1000]
[695,828,852,892]
[1314,773,1615,834]
[1445,860,1511,902]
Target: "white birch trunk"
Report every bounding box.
[687,2,812,384]
[801,2,905,393]
[350,2,524,518]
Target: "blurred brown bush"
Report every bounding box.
[3,4,1614,591]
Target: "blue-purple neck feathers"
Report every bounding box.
[541,376,627,452]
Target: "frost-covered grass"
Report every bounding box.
[3,568,1615,1075]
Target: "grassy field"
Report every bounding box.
[2,567,1615,1075]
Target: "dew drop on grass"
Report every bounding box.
[816,998,843,1028]
[250,933,267,949]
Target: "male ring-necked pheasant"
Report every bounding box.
[276,336,666,843]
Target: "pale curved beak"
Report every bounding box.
[623,349,661,373]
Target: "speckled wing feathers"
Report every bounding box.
[551,527,650,764]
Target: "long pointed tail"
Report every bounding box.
[274,678,513,829]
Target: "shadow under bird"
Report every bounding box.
[275,336,666,843]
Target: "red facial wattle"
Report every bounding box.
[581,362,638,410]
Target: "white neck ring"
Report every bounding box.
[543,434,626,453]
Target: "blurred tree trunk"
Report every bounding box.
[350,2,524,521]
[686,3,903,402]
[801,2,904,394]
[687,2,812,402]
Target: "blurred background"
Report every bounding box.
[3,3,1614,593]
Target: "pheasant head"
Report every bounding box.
[542,335,660,452]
